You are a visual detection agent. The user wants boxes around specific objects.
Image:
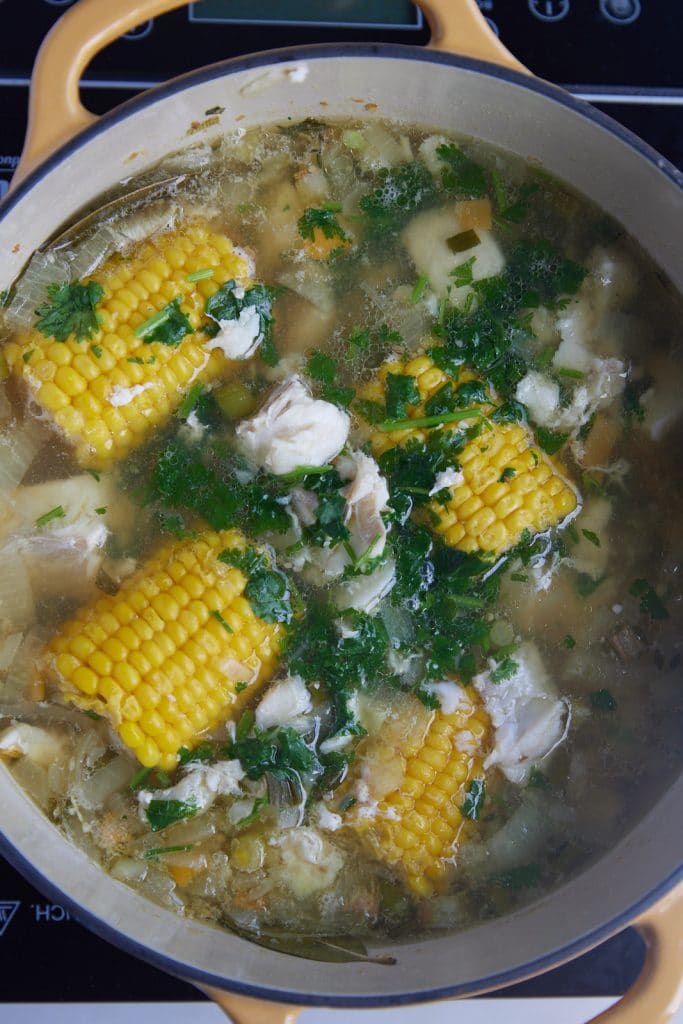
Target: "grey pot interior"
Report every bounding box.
[0,46,681,1005]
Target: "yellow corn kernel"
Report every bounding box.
[46,529,284,771]
[6,223,254,468]
[360,355,580,555]
[345,693,491,897]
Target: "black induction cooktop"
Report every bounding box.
[0,0,679,1006]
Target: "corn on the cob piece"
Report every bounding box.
[5,223,252,468]
[361,354,579,556]
[45,529,283,770]
[345,690,490,898]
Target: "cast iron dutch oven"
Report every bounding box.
[0,1,681,1021]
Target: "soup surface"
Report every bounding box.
[1,117,682,958]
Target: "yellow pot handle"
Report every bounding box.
[416,0,528,74]
[200,886,683,1023]
[14,0,526,188]
[199,987,301,1024]
[13,0,189,188]
[587,883,683,1024]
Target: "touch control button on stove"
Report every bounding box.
[528,0,571,23]
[599,0,641,24]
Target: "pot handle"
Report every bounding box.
[416,0,528,74]
[199,986,301,1024]
[14,0,527,188]
[586,883,683,1024]
[12,0,190,188]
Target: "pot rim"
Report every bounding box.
[2,39,682,1007]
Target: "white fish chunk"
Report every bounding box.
[473,642,566,784]
[255,674,313,732]
[236,375,349,475]
[137,759,245,818]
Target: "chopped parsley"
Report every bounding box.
[297,207,348,243]
[629,579,669,620]
[411,273,429,304]
[219,547,294,624]
[35,281,104,343]
[229,719,320,783]
[536,426,569,455]
[359,161,438,234]
[563,634,576,649]
[581,529,601,547]
[461,778,486,820]
[136,298,192,346]
[146,798,199,832]
[385,373,420,420]
[450,256,476,289]
[490,657,518,684]
[590,688,617,712]
[205,280,282,367]
[236,796,269,828]
[576,572,605,597]
[22,349,35,363]
[499,467,516,482]
[178,743,215,765]
[436,143,488,198]
[306,350,337,384]
[495,863,541,890]
[527,767,551,790]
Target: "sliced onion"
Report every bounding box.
[5,250,70,331]
[2,626,49,700]
[0,551,34,633]
[71,754,134,812]
[0,420,44,494]
[0,632,23,672]
[111,857,149,884]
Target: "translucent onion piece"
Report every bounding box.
[0,632,23,672]
[4,250,70,331]
[0,420,43,493]
[0,546,34,631]
[71,755,133,812]
[2,626,49,701]
[0,387,12,424]
[111,857,149,884]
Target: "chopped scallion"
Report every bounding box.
[185,268,215,282]
[379,408,483,433]
[35,505,66,527]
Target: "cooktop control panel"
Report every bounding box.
[0,1,680,90]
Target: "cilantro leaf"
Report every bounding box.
[436,143,488,198]
[205,280,282,366]
[146,797,198,832]
[535,426,569,455]
[590,688,617,712]
[219,547,293,624]
[385,373,420,419]
[230,724,319,782]
[461,778,485,820]
[35,281,104,343]
[306,350,337,384]
[359,161,438,234]
[137,297,192,346]
[298,207,348,243]
[629,579,669,620]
